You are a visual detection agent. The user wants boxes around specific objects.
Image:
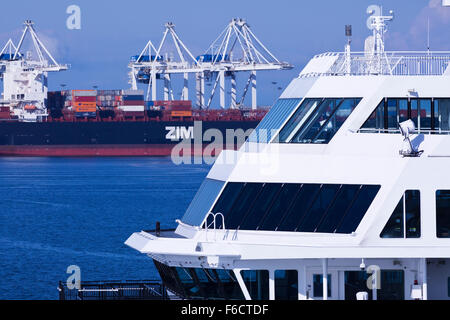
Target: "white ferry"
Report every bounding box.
[126,6,450,300]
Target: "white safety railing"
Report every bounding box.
[204,212,226,241]
[300,51,450,77]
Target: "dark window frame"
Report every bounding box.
[380,190,421,239]
[436,190,450,238]
[277,97,362,144]
[361,97,442,133]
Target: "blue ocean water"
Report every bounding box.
[0,157,210,300]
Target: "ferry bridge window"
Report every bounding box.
[239,183,281,231]
[436,190,450,238]
[277,99,322,143]
[210,182,380,234]
[361,98,450,134]
[276,98,362,144]
[259,183,303,231]
[275,270,298,300]
[241,270,269,300]
[434,99,450,132]
[380,190,421,239]
[248,98,303,143]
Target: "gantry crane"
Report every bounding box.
[129,18,293,110]
[129,22,202,103]
[201,18,293,110]
[0,20,68,121]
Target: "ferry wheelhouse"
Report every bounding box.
[126,9,450,300]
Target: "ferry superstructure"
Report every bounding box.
[126,8,450,300]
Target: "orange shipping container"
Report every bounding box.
[171,111,192,117]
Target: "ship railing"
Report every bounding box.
[204,212,226,242]
[57,280,169,300]
[300,51,450,77]
[358,128,450,135]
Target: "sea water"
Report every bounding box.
[0,157,210,300]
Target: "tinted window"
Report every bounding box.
[259,184,302,231]
[277,184,321,232]
[420,100,432,130]
[241,270,269,300]
[435,99,450,131]
[313,274,331,298]
[167,266,245,300]
[437,190,450,238]
[345,270,405,300]
[291,99,342,143]
[225,183,263,230]
[275,270,298,301]
[316,185,361,233]
[336,185,380,234]
[405,190,421,238]
[387,99,399,129]
[362,98,450,134]
[278,99,322,143]
[362,100,384,131]
[379,271,405,300]
[213,182,380,234]
[297,184,340,232]
[248,98,303,143]
[380,190,421,239]
[314,98,361,144]
[239,184,281,230]
[380,197,404,238]
[211,182,244,228]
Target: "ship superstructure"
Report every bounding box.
[126,7,450,300]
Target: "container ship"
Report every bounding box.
[0,19,292,157]
[0,89,267,157]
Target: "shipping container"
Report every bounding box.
[0,112,11,119]
[73,96,96,103]
[122,100,145,106]
[72,90,97,97]
[123,95,144,102]
[122,89,144,96]
[119,105,145,112]
[75,112,96,118]
[171,111,193,117]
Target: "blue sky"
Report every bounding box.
[1,0,449,106]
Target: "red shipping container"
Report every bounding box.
[170,105,192,111]
[122,100,145,106]
[123,111,145,117]
[73,96,97,102]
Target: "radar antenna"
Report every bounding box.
[366,8,394,74]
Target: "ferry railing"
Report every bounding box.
[204,212,226,242]
[58,280,169,300]
[358,128,450,135]
[300,51,450,77]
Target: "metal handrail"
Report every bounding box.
[358,128,450,135]
[204,212,226,241]
[301,51,450,77]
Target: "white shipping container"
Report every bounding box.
[122,89,144,96]
[73,90,98,97]
[119,105,145,112]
